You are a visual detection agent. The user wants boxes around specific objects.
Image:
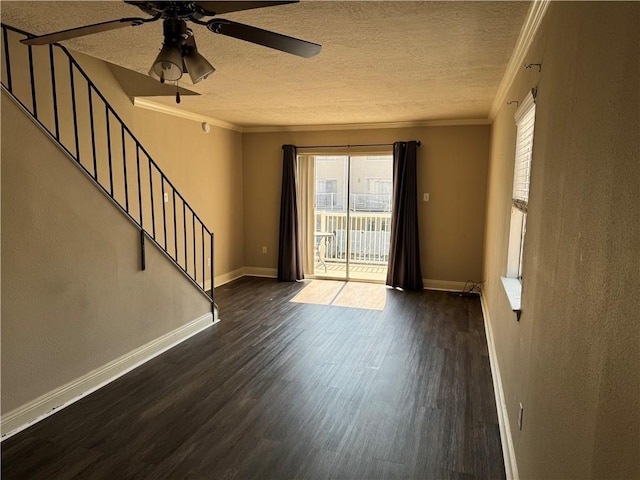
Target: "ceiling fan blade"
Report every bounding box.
[21,17,156,46]
[195,1,297,15]
[207,19,321,58]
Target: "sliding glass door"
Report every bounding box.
[308,153,392,282]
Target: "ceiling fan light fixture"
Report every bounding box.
[20,1,322,87]
[23,3,321,88]
[152,43,183,81]
[148,66,165,83]
[183,50,216,84]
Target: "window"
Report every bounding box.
[317,178,338,194]
[316,178,339,209]
[502,91,536,314]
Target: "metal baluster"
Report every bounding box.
[192,211,196,282]
[210,232,215,306]
[69,60,79,161]
[148,159,156,239]
[140,230,146,271]
[161,177,167,249]
[3,27,12,92]
[173,189,177,261]
[87,86,97,179]
[136,145,143,227]
[122,125,129,212]
[201,223,205,290]
[183,202,188,272]
[48,45,59,140]
[27,44,37,118]
[105,106,113,195]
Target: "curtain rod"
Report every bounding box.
[289,141,421,150]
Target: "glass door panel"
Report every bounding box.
[314,156,348,279]
[348,155,393,282]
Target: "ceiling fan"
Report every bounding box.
[21,1,322,85]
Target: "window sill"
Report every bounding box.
[500,276,521,319]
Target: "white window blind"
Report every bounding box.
[512,92,536,211]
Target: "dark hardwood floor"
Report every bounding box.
[1,277,504,479]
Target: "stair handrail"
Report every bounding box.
[1,23,215,315]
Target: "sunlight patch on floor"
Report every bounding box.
[290,280,345,305]
[291,280,387,311]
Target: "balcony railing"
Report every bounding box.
[315,192,342,210]
[350,193,391,212]
[315,193,392,213]
[315,211,391,265]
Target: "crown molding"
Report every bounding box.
[132,97,243,132]
[243,118,491,133]
[131,99,490,134]
[489,0,550,120]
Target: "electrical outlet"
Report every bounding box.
[518,402,524,430]
[163,192,168,203]
[423,192,430,202]
[207,257,211,267]
[262,246,268,254]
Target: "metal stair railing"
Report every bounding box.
[1,24,216,317]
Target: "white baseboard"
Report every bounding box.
[214,268,245,287]
[423,279,469,292]
[1,312,216,441]
[215,270,466,290]
[227,272,465,289]
[243,267,277,278]
[480,291,519,480]
[206,267,276,291]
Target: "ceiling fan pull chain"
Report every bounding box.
[176,81,181,104]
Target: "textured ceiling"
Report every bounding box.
[1,1,530,127]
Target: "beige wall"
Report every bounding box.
[483,3,639,478]
[243,126,490,283]
[1,96,211,413]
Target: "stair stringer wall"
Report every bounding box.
[1,92,211,419]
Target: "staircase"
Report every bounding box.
[1,24,217,318]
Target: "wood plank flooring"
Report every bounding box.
[1,277,504,479]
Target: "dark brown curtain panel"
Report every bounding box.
[386,141,424,290]
[278,145,303,281]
